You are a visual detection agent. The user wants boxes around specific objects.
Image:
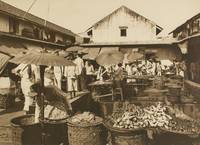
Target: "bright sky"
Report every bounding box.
[2,0,200,35]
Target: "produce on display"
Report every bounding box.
[165,118,200,135]
[44,102,68,120]
[70,112,96,124]
[112,102,173,129]
[109,102,200,135]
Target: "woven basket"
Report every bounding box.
[11,114,41,145]
[41,118,68,145]
[12,127,23,145]
[103,119,147,145]
[0,87,15,109]
[67,116,106,145]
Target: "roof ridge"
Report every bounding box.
[86,5,163,32]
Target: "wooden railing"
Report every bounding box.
[184,80,200,98]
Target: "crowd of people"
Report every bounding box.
[11,53,96,119]
[9,50,187,123]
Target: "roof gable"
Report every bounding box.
[87,5,163,32]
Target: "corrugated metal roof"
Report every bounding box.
[0,0,75,37]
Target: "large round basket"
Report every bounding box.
[10,114,41,145]
[67,116,106,145]
[39,117,69,145]
[0,87,15,109]
[103,119,147,145]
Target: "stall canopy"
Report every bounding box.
[144,46,182,61]
[80,47,100,60]
[119,47,139,54]
[23,44,44,52]
[0,53,11,74]
[0,39,27,56]
[99,47,119,54]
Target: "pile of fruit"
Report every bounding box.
[112,102,173,129]
[68,112,103,126]
[111,102,200,135]
[44,103,68,120]
[165,118,200,135]
[70,112,96,124]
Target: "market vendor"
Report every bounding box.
[113,63,125,98]
[65,55,78,98]
[85,60,95,86]
[156,61,162,76]
[125,62,134,83]
[96,66,109,81]
[54,66,62,89]
[74,53,85,91]
[53,51,63,89]
[30,82,72,123]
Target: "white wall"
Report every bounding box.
[0,14,9,32]
[90,8,157,43]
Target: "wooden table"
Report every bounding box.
[125,75,153,84]
[126,83,149,96]
[89,80,114,101]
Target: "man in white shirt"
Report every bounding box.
[13,64,34,113]
[73,54,84,91]
[85,61,95,87]
[54,66,62,89]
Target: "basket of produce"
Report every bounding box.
[39,102,70,145]
[108,102,173,130]
[67,112,106,145]
[104,118,147,145]
[103,118,143,134]
[160,118,200,136]
[42,102,70,124]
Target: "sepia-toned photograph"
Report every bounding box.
[0,0,200,145]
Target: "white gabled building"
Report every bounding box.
[80,6,181,62]
[85,6,163,43]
